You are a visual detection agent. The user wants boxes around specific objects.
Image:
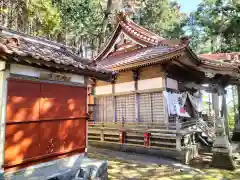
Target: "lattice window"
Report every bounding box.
[116,95,136,122]
[151,93,164,123]
[139,94,152,122]
[139,92,165,123]
[95,96,113,122]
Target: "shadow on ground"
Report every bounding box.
[88,148,240,180]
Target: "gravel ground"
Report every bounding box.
[88,147,240,180]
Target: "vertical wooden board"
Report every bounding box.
[40,83,87,119]
[4,123,40,166]
[139,64,164,80]
[38,121,61,156]
[59,120,86,152]
[116,96,126,122]
[115,71,133,83]
[95,98,101,122]
[151,93,164,123]
[7,79,40,122]
[5,80,87,168]
[106,96,114,122]
[125,95,136,122]
[95,96,114,122]
[139,94,152,122]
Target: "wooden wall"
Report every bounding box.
[94,63,168,124]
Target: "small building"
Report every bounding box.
[0,26,111,178]
[88,12,240,163]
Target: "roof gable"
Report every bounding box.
[95,13,167,61]
[95,12,190,63]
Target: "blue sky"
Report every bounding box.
[177,0,202,14]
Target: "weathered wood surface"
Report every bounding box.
[88,122,181,151]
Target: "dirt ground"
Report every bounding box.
[88,147,240,180]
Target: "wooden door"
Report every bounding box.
[4,79,87,169]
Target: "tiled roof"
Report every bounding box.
[95,12,189,61]
[97,45,186,69]
[199,53,240,70]
[199,53,240,62]
[0,26,112,80]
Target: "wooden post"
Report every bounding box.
[0,65,8,169]
[100,130,104,142]
[132,69,139,122]
[91,79,97,123]
[162,75,169,125]
[112,74,116,122]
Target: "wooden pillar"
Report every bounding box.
[132,69,139,122]
[112,74,116,122]
[163,75,169,124]
[91,79,97,122]
[0,64,8,169]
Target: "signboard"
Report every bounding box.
[40,72,71,82]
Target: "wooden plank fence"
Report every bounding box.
[88,122,181,151]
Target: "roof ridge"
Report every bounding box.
[0,25,80,55]
[127,20,164,41]
[0,25,92,64]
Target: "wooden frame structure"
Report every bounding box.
[0,27,112,178]
[88,12,240,163]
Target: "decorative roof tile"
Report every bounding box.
[199,53,240,70]
[0,26,112,80]
[97,45,186,69]
[95,12,189,61]
[199,53,240,62]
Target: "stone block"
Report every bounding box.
[232,131,240,141]
[4,155,108,180]
[212,152,236,170]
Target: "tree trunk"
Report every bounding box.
[0,0,3,24]
[98,0,112,51]
[211,36,214,53]
[238,85,240,115]
[79,36,83,57]
[91,38,94,58]
[7,0,13,28]
[4,0,9,27]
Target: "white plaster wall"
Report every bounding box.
[10,64,85,84]
[166,77,178,90]
[10,64,41,77]
[138,77,163,91]
[66,74,84,84]
[115,81,135,93]
[95,85,112,95]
